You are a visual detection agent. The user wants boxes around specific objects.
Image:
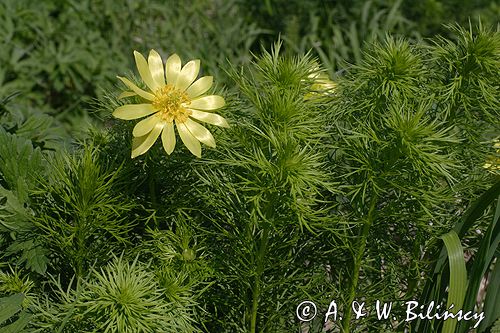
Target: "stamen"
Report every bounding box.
[152,85,191,123]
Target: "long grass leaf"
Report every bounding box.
[454,180,500,237]
[460,196,500,322]
[425,180,500,292]
[417,182,500,332]
[441,230,467,333]
[478,257,500,332]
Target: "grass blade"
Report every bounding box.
[478,256,500,332]
[441,230,467,333]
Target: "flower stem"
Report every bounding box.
[342,194,378,333]
[147,156,158,207]
[250,225,270,333]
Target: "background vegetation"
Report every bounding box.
[0,0,499,332]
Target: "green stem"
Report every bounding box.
[342,194,378,333]
[148,174,157,205]
[147,157,158,207]
[74,205,89,279]
[250,225,270,333]
[75,225,84,278]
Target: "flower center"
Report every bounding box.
[152,85,191,123]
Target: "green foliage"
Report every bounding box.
[482,257,500,332]
[0,267,35,311]
[0,0,260,125]
[417,181,500,333]
[0,187,31,233]
[1,0,496,160]
[92,42,336,332]
[0,293,32,332]
[0,126,50,274]
[79,256,195,333]
[289,0,412,75]
[138,223,212,286]
[31,146,138,279]
[0,128,44,204]
[243,0,498,75]
[433,22,500,126]
[4,240,49,276]
[190,42,334,332]
[440,230,467,333]
[3,0,495,134]
[400,0,499,37]
[324,25,498,331]
[333,35,458,216]
[0,94,66,151]
[1,3,499,331]
[31,256,198,333]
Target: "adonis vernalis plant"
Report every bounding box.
[0,19,498,333]
[113,50,229,158]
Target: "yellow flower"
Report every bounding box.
[483,139,500,174]
[304,64,336,99]
[113,50,229,158]
[310,73,337,92]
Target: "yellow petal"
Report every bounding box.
[166,54,181,85]
[189,109,229,128]
[176,59,200,92]
[186,76,213,99]
[184,118,216,148]
[134,51,160,92]
[117,76,155,101]
[161,121,176,155]
[177,122,201,158]
[132,114,160,137]
[189,95,225,110]
[148,49,165,88]
[131,122,164,158]
[113,104,158,120]
[118,91,137,99]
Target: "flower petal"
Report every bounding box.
[118,91,137,99]
[113,104,158,120]
[177,121,201,158]
[186,76,213,99]
[161,121,176,155]
[134,51,160,92]
[148,49,165,88]
[189,109,229,128]
[132,114,160,137]
[189,95,225,110]
[131,122,164,158]
[184,118,216,147]
[166,54,181,85]
[117,76,155,101]
[176,59,200,92]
